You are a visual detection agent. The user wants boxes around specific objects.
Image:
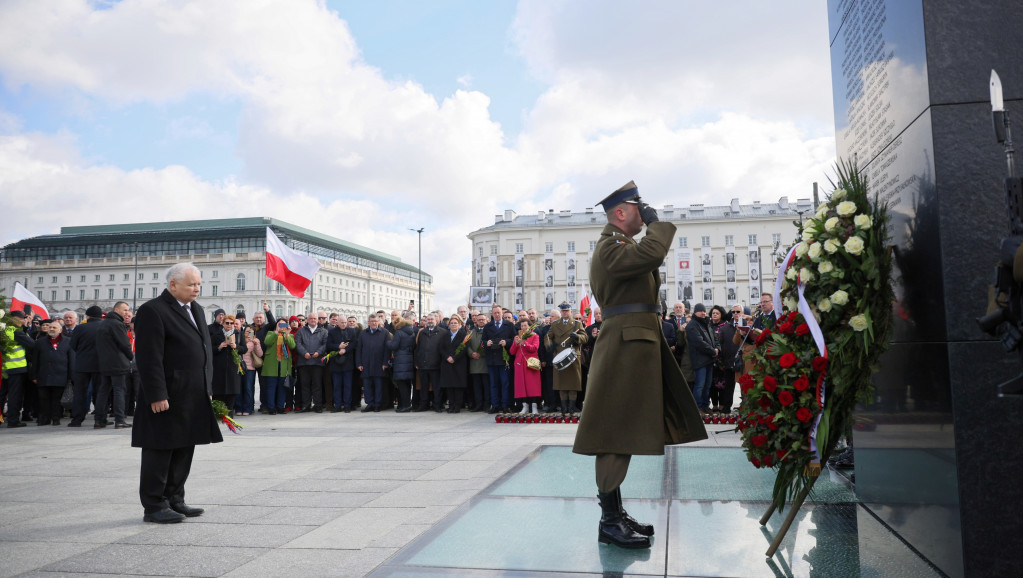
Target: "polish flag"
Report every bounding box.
[579,281,598,326]
[265,227,321,298]
[11,282,49,319]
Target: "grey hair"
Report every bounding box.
[62,311,78,321]
[166,262,201,284]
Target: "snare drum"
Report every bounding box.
[552,348,578,371]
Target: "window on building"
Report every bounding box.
[679,237,688,248]
[478,246,483,258]
[51,290,57,301]
[138,273,144,280]
[212,285,218,297]
[79,290,85,300]
[212,270,219,278]
[80,275,86,282]
[66,276,71,283]
[515,243,523,253]
[138,287,143,298]
[37,276,43,284]
[95,275,100,282]
[567,242,575,251]
[199,285,203,296]
[589,240,597,251]
[108,288,114,299]
[490,245,497,255]
[701,236,710,247]
[123,274,129,281]
[236,274,246,292]
[545,242,553,253]
[94,289,99,299]
[276,305,284,317]
[724,235,734,246]
[109,274,115,282]
[748,234,758,245]
[153,272,159,280]
[152,287,158,298]
[772,233,782,245]
[65,290,71,301]
[123,288,129,298]
[50,276,56,283]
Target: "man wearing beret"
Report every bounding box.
[573,180,707,549]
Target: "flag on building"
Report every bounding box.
[265,227,321,298]
[11,282,49,319]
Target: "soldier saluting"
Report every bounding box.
[543,302,587,414]
[573,180,707,549]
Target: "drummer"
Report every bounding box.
[544,302,588,414]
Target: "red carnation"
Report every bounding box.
[777,321,794,335]
[812,356,828,372]
[762,376,778,392]
[796,323,810,336]
[793,375,810,392]
[778,390,795,406]
[787,311,798,323]
[751,434,768,447]
[755,329,772,346]
[751,457,762,468]
[796,407,813,422]
[779,352,798,368]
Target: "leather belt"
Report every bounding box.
[601,303,661,318]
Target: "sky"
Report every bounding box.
[0,0,838,313]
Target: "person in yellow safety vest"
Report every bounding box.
[3,310,36,428]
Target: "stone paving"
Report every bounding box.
[0,410,743,577]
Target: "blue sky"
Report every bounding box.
[0,0,837,311]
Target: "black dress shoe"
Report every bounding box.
[7,421,26,428]
[343,408,351,413]
[93,423,107,429]
[170,503,204,517]
[143,508,186,524]
[373,406,381,412]
[68,421,82,427]
[115,422,132,429]
[486,407,499,414]
[396,406,411,413]
[314,407,323,413]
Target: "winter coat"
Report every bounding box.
[466,326,488,374]
[356,327,391,378]
[32,335,73,388]
[96,311,133,376]
[261,330,295,377]
[414,326,445,371]
[481,319,516,367]
[387,323,416,380]
[544,319,587,391]
[294,325,328,366]
[510,332,541,398]
[685,316,718,370]
[209,322,246,395]
[325,326,359,372]
[438,327,468,389]
[69,316,103,373]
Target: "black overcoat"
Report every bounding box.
[209,322,245,395]
[438,328,468,389]
[326,325,359,372]
[356,328,391,378]
[131,290,223,450]
[96,311,133,376]
[70,317,102,373]
[31,335,73,388]
[387,324,416,380]
[414,327,444,370]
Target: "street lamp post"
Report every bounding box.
[410,227,424,321]
[132,241,139,310]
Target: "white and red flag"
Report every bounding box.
[11,282,49,319]
[265,227,321,298]
[579,281,598,326]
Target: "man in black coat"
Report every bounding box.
[31,319,73,426]
[325,321,359,412]
[68,305,104,427]
[95,301,134,429]
[132,263,223,524]
[481,304,515,412]
[413,314,444,412]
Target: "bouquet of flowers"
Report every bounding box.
[739,159,893,508]
[212,399,243,434]
[454,330,473,356]
[230,348,244,375]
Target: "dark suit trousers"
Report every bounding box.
[3,373,26,425]
[140,446,195,512]
[37,387,64,424]
[299,365,324,409]
[71,371,100,424]
[95,374,127,425]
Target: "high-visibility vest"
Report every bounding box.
[3,326,28,371]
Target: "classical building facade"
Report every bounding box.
[467,197,813,313]
[0,217,433,322]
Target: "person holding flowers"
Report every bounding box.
[386,314,416,412]
[467,313,490,412]
[437,314,468,413]
[510,318,541,414]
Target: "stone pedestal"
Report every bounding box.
[828,1,1023,576]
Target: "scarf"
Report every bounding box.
[276,332,290,361]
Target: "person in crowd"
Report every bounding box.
[237,324,262,416]
[467,313,490,411]
[573,181,706,550]
[482,304,515,413]
[346,315,364,409]
[357,314,391,412]
[510,317,541,414]
[261,319,295,414]
[31,319,72,426]
[326,314,360,412]
[62,311,78,338]
[537,308,558,412]
[437,314,469,413]
[3,310,35,427]
[68,305,104,427]
[125,309,139,417]
[387,314,416,412]
[95,301,134,429]
[708,305,740,413]
[294,310,328,413]
[668,302,693,382]
[413,314,444,412]
[249,303,275,414]
[210,311,245,416]
[753,292,778,330]
[545,302,587,414]
[317,311,334,410]
[686,303,719,414]
[132,262,222,524]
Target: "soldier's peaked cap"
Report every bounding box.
[559,302,573,310]
[598,180,641,212]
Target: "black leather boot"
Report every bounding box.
[597,490,650,549]
[616,487,654,536]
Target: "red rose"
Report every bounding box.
[779,352,798,368]
[778,390,795,406]
[777,321,794,335]
[761,455,774,467]
[776,449,787,460]
[787,311,798,323]
[751,457,762,468]
[796,407,813,422]
[796,323,810,336]
[739,373,755,390]
[758,396,773,410]
[766,415,779,431]
[751,434,768,447]
[755,329,772,346]
[793,375,810,392]
[762,376,778,392]
[812,356,828,372]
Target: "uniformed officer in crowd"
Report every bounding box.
[573,180,707,549]
[543,302,587,414]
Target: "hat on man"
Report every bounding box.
[9,310,27,319]
[212,308,226,318]
[692,303,706,313]
[597,180,641,212]
[558,302,572,311]
[85,305,103,318]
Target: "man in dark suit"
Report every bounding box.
[68,305,104,427]
[132,263,223,524]
[481,304,515,413]
[94,301,134,429]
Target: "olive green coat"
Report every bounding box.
[544,319,588,391]
[573,222,708,456]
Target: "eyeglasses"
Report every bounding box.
[318,317,326,320]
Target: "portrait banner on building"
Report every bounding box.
[514,249,524,308]
[473,258,481,286]
[488,255,497,287]
[566,250,577,305]
[544,248,554,308]
[659,261,668,312]
[748,246,762,302]
[725,245,737,306]
[698,248,713,308]
[675,247,693,304]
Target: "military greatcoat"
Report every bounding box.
[544,319,587,391]
[573,222,707,456]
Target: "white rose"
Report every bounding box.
[816,203,829,217]
[818,260,834,274]
[824,239,840,254]
[832,188,847,200]
[844,236,865,255]
[807,242,823,261]
[836,201,857,216]
[830,290,849,306]
[0,309,5,318]
[854,214,872,230]
[784,297,798,312]
[0,322,6,331]
[781,279,790,291]
[786,267,798,281]
[825,217,839,232]
[795,242,809,258]
[801,228,815,242]
[799,267,814,284]
[849,314,869,332]
[818,298,832,312]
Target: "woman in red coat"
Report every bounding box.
[510,318,542,414]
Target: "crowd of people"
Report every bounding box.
[1,292,781,428]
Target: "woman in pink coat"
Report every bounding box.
[509,318,542,414]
